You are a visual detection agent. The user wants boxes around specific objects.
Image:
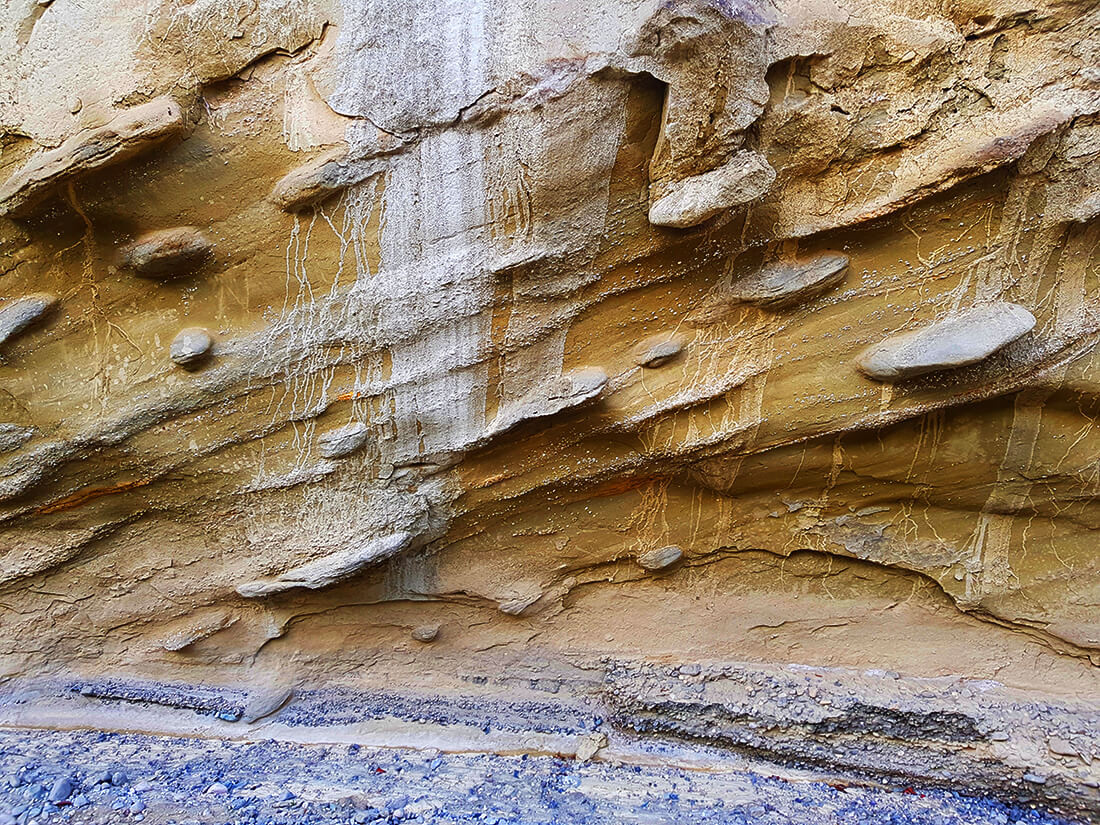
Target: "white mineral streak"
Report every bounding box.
[328,0,629,471]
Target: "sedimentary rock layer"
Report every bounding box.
[0,0,1098,814]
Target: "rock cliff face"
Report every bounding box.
[1,0,1099,815]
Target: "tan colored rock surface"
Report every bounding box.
[0,0,1098,810]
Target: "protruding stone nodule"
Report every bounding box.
[412,623,440,643]
[236,531,414,598]
[649,151,775,229]
[636,336,683,369]
[318,421,369,459]
[170,327,213,369]
[728,252,850,308]
[0,292,58,347]
[498,581,543,616]
[486,367,608,440]
[271,149,380,212]
[856,302,1036,381]
[637,545,683,571]
[121,227,213,279]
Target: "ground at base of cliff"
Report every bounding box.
[0,729,1077,825]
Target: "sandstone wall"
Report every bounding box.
[0,1,1098,786]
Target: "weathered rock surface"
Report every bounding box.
[857,303,1037,381]
[0,0,1099,816]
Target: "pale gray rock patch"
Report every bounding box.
[856,303,1036,381]
[169,327,213,368]
[727,252,850,307]
[636,336,683,368]
[0,292,57,346]
[637,545,683,571]
[236,531,414,598]
[498,581,544,616]
[649,151,775,228]
[318,421,370,459]
[487,367,608,440]
[411,623,441,643]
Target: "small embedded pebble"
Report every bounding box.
[637,544,683,571]
[129,801,146,813]
[411,623,440,643]
[205,781,229,794]
[169,327,213,368]
[47,777,72,803]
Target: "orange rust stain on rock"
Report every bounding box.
[36,478,153,515]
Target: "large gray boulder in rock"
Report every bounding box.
[728,253,850,308]
[637,545,683,571]
[498,580,544,616]
[0,293,58,347]
[649,151,775,229]
[635,336,683,368]
[271,149,384,212]
[236,531,414,598]
[856,302,1036,382]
